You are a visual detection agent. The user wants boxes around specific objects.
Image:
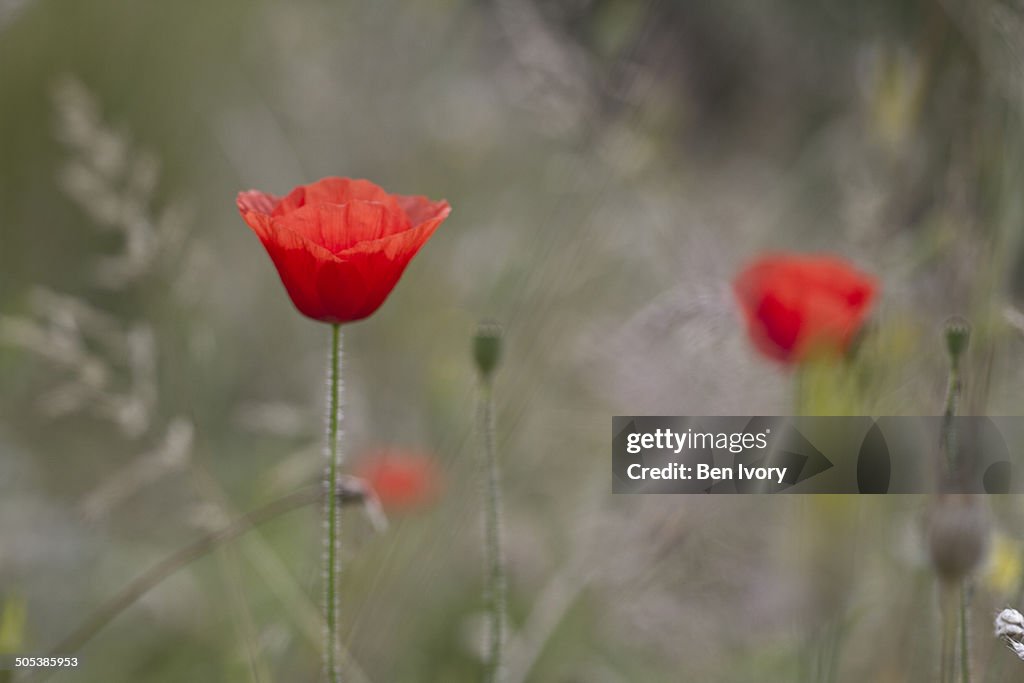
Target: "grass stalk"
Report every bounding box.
[35,481,365,681]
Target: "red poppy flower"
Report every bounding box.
[354,449,442,512]
[237,177,451,323]
[733,253,878,363]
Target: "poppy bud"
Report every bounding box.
[927,493,990,582]
[473,321,502,380]
[944,316,970,365]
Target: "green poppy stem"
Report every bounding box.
[481,378,506,683]
[940,585,956,683]
[942,358,960,474]
[959,581,971,683]
[324,324,343,683]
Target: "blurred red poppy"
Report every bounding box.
[733,253,877,363]
[354,449,442,512]
[237,177,451,323]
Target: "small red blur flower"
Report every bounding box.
[354,449,442,512]
[237,177,451,323]
[733,253,878,364]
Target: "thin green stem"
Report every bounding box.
[793,366,805,416]
[943,359,960,475]
[325,324,343,683]
[959,581,971,683]
[940,585,956,683]
[481,380,506,683]
[824,618,843,683]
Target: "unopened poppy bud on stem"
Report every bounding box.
[944,316,970,366]
[474,321,502,381]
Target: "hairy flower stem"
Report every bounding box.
[960,581,971,683]
[944,349,972,683]
[324,324,343,683]
[939,321,971,683]
[481,379,506,683]
[940,585,956,683]
[943,358,960,475]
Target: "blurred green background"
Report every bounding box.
[5,0,1024,681]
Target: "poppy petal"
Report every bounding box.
[273,177,403,217]
[237,190,280,216]
[733,253,877,364]
[282,201,412,255]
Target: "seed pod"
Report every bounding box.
[927,493,990,582]
[944,316,970,365]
